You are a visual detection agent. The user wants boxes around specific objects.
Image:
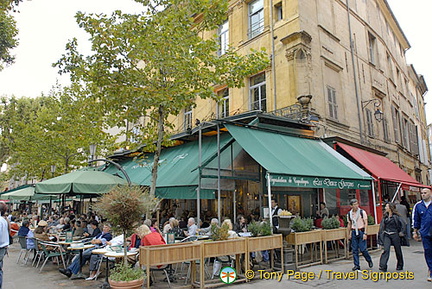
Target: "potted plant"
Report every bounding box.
[97,185,159,289]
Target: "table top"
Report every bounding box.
[104,251,137,258]
[67,244,94,250]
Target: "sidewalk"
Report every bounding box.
[2,240,429,288]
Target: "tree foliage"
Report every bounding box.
[1,84,116,182]
[55,0,270,197]
[0,9,18,70]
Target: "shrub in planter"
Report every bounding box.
[321,217,340,229]
[248,220,272,237]
[210,223,229,241]
[97,185,159,285]
[291,217,313,232]
[367,215,375,225]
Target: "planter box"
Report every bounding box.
[286,230,322,245]
[202,238,247,258]
[321,228,347,263]
[139,242,201,289]
[247,234,283,252]
[286,230,323,269]
[321,228,347,241]
[368,224,380,235]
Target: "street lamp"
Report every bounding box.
[89,144,97,162]
[50,165,56,178]
[361,99,383,122]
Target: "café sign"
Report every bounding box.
[269,174,371,189]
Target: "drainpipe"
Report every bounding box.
[269,0,277,110]
[346,0,364,143]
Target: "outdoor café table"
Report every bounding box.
[66,244,95,279]
[96,249,138,289]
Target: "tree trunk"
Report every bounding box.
[150,105,165,199]
[123,230,128,266]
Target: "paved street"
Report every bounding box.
[2,240,430,288]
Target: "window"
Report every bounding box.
[386,53,393,80]
[217,88,229,118]
[404,78,409,98]
[396,68,401,89]
[383,118,390,142]
[391,105,400,143]
[250,73,266,112]
[401,117,409,149]
[275,2,283,21]
[184,106,192,130]
[248,0,264,38]
[327,86,338,120]
[409,121,419,155]
[218,21,229,56]
[368,33,377,65]
[366,109,374,137]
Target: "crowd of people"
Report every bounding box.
[1,188,432,287]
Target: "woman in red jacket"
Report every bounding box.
[136,224,165,246]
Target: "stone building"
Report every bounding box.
[109,0,429,221]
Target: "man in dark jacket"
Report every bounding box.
[413,188,432,282]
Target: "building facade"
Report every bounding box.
[168,0,429,187]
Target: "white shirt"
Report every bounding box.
[109,234,124,246]
[0,217,9,248]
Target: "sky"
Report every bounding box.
[0,0,431,121]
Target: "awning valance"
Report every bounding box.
[336,142,425,189]
[225,125,372,189]
[104,134,233,199]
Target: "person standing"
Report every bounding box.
[412,187,432,282]
[271,199,282,232]
[400,196,412,239]
[378,203,405,271]
[347,199,373,271]
[0,202,10,289]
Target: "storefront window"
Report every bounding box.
[340,189,356,206]
[324,188,337,216]
[359,189,370,207]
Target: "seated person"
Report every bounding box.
[34,220,58,250]
[137,224,165,246]
[86,234,124,281]
[10,216,19,236]
[18,220,35,250]
[72,220,85,237]
[198,218,219,236]
[167,219,185,239]
[183,217,198,237]
[59,223,112,278]
[83,220,101,238]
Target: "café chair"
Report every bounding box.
[17,236,33,264]
[38,241,66,273]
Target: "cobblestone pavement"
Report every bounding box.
[2,239,430,288]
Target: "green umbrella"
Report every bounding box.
[35,170,128,195]
[2,186,36,201]
[1,186,55,201]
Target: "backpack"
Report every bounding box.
[347,209,365,224]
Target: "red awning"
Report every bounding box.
[336,142,425,189]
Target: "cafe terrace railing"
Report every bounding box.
[139,234,283,288]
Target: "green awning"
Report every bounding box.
[225,124,372,189]
[104,134,233,199]
[157,186,215,199]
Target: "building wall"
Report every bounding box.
[169,0,430,184]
